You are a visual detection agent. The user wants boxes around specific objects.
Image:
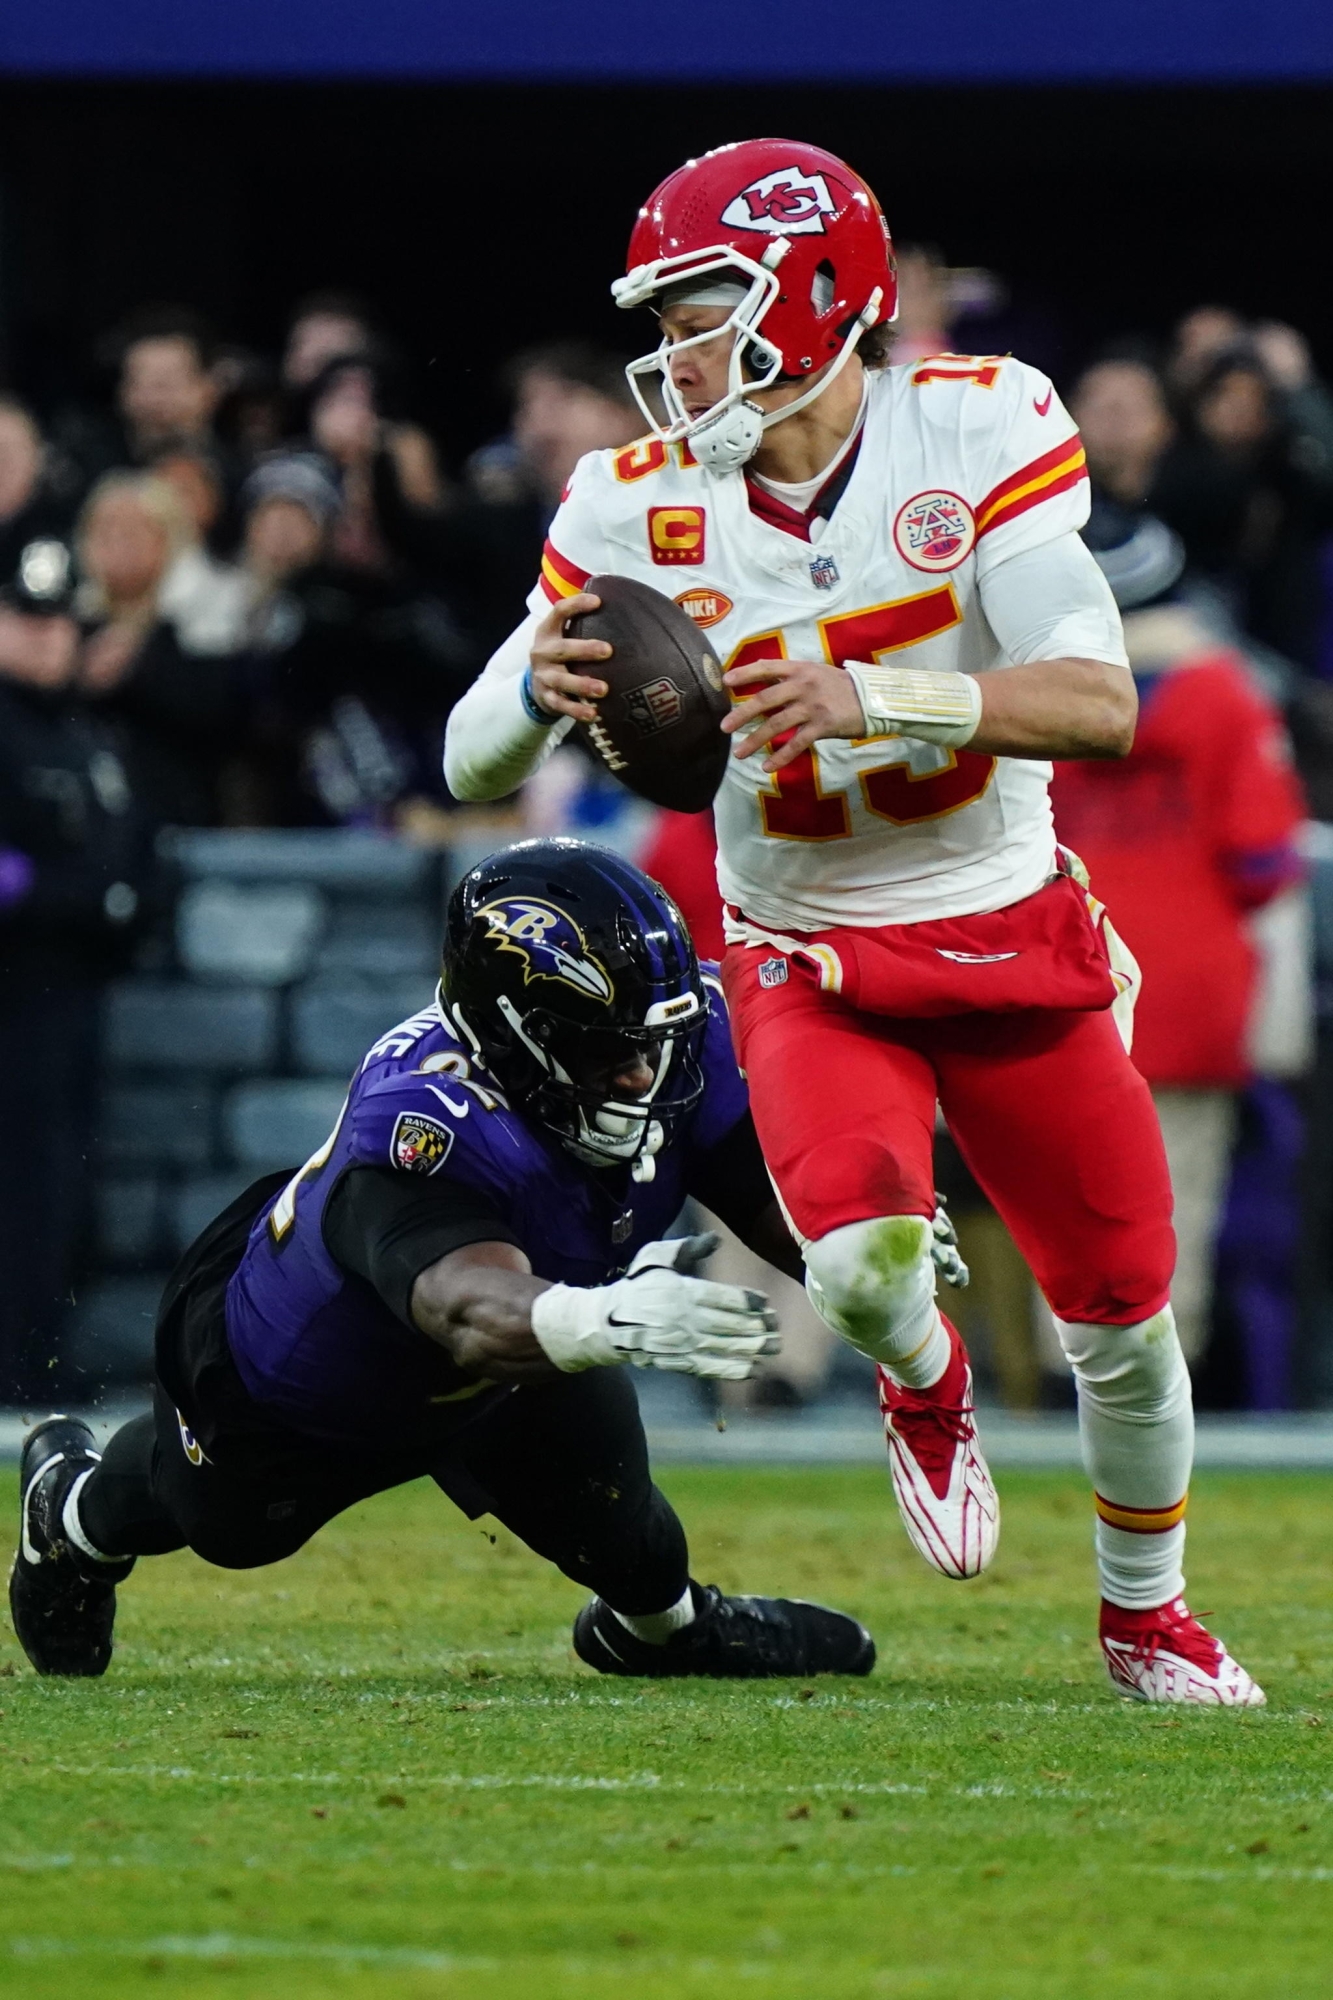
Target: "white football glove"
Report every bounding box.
[930,1195,969,1290]
[530,1232,781,1380]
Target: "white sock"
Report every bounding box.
[61,1466,126,1565]
[1056,1307,1192,1610]
[1095,1520,1187,1610]
[880,1306,951,1391]
[803,1217,951,1389]
[611,1585,696,1646]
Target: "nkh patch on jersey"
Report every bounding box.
[675,587,733,628]
[391,1110,454,1174]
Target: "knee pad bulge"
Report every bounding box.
[803,1215,935,1356]
[1055,1307,1190,1419]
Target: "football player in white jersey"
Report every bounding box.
[445,139,1263,1706]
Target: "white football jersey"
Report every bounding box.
[529,355,1119,930]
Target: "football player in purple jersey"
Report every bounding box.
[10,841,898,1682]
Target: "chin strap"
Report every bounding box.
[690,399,766,474]
[689,289,884,477]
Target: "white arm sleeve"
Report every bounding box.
[978,531,1129,669]
[442,612,573,802]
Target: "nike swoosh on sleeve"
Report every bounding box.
[1033,388,1054,416]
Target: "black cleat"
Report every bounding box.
[573,1581,875,1679]
[8,1417,133,1677]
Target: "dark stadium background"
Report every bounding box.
[1,82,1331,449]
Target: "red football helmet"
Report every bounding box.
[613,138,896,472]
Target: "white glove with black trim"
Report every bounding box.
[530,1233,781,1380]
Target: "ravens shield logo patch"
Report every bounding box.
[391,1110,454,1175]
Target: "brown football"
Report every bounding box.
[566,574,730,813]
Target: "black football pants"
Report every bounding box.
[79,1371,689,1617]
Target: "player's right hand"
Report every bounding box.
[528,593,611,722]
[530,1233,781,1380]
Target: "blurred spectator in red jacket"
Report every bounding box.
[1051,500,1307,1363]
[640,809,725,962]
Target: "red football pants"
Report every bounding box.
[722,954,1175,1328]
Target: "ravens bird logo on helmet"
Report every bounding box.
[477,897,615,1004]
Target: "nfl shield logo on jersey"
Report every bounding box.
[809,554,840,590]
[758,956,789,988]
[894,491,977,572]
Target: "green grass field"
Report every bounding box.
[1,1463,1330,1999]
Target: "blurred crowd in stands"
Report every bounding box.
[4,257,1333,1413]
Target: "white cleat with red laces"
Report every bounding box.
[1100,1596,1266,1706]
[875,1322,999,1580]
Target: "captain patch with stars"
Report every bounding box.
[391,1110,454,1174]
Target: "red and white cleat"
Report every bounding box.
[876,1321,999,1580]
[1100,1597,1266,1706]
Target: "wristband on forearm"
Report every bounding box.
[519,667,559,726]
[845,662,982,748]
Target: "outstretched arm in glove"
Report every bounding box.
[410,1234,779,1384]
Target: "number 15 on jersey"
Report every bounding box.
[725,584,996,841]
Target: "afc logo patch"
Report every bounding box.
[894,490,976,572]
[758,956,789,988]
[648,505,706,566]
[391,1110,454,1175]
[624,677,684,736]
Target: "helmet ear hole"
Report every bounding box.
[811,260,836,317]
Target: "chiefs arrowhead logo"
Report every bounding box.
[721,168,837,236]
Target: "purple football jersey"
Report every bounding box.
[224,971,748,1441]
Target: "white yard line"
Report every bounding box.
[8,1934,494,1969]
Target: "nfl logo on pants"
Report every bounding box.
[758,956,788,988]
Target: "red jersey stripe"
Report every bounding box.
[975,436,1088,537]
[537,539,592,602]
